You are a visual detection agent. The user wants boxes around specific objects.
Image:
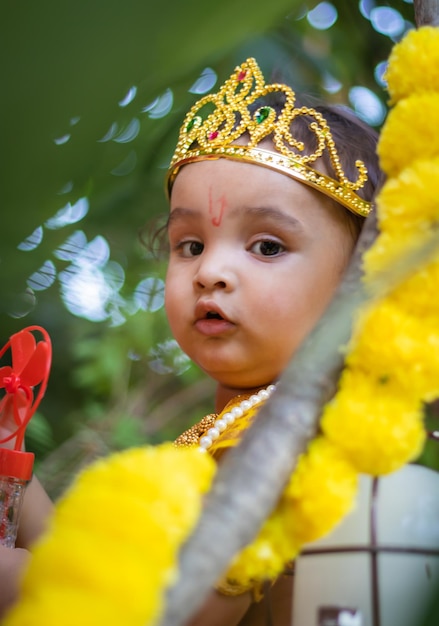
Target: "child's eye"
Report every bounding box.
[250,240,285,256]
[179,241,204,257]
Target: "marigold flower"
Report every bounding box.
[322,370,426,475]
[390,258,439,319]
[385,26,439,103]
[226,512,299,584]
[378,94,439,177]
[348,300,439,401]
[282,437,357,544]
[4,445,215,626]
[375,157,439,233]
[362,229,429,280]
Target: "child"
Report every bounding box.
[1,57,382,624]
[165,58,381,624]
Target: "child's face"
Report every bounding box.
[165,157,356,390]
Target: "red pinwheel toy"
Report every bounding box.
[0,326,52,547]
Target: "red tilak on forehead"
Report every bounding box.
[208,187,227,227]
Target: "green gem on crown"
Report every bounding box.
[255,106,272,124]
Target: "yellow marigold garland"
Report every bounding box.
[319,27,439,481]
[349,302,439,400]
[322,370,425,475]
[375,157,439,233]
[5,25,439,625]
[390,259,439,320]
[320,30,439,471]
[282,437,358,543]
[385,26,439,102]
[225,511,299,584]
[4,445,215,626]
[378,93,439,178]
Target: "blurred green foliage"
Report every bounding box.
[3,0,438,498]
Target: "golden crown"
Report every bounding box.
[166,58,372,216]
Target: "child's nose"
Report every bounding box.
[193,249,235,291]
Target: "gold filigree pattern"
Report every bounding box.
[167,58,371,216]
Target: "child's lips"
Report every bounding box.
[194,302,235,336]
[195,317,235,336]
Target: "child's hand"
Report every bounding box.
[0,545,29,618]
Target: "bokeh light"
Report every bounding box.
[113,118,140,143]
[148,339,190,375]
[349,85,386,126]
[359,0,375,20]
[18,226,44,252]
[142,89,174,119]
[189,67,217,94]
[53,134,71,145]
[111,150,137,176]
[99,122,120,142]
[307,2,338,30]
[134,277,165,313]
[27,260,57,291]
[374,60,388,88]
[119,86,137,107]
[57,235,127,323]
[370,6,405,38]
[45,197,89,230]
[322,73,342,94]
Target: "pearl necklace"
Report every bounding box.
[199,384,277,451]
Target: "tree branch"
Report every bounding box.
[414,0,439,26]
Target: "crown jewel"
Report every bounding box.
[167,58,371,216]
